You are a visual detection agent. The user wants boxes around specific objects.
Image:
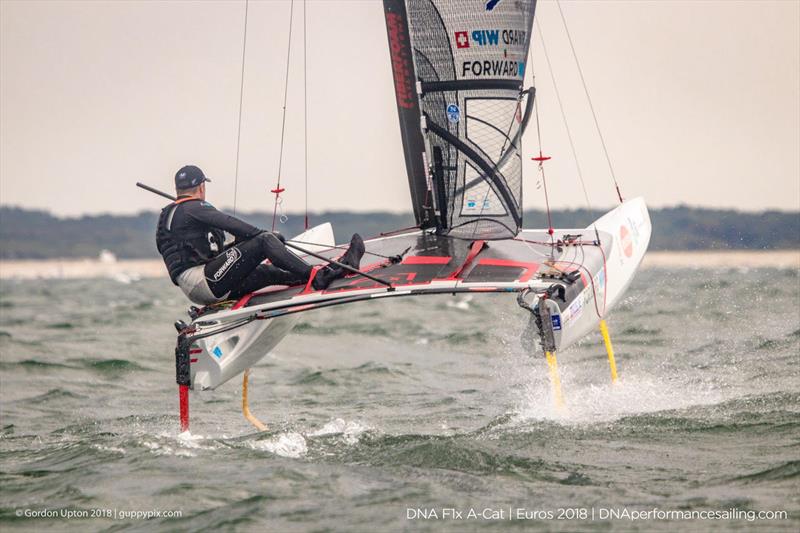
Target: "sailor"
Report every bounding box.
[156,165,364,305]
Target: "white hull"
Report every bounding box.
[189,223,335,390]
[185,199,651,390]
[540,197,651,352]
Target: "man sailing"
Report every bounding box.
[156,165,364,305]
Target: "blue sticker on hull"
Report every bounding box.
[212,346,223,358]
[551,315,562,331]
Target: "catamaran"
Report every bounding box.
[160,0,651,431]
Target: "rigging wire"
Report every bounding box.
[271,0,296,231]
[531,86,555,252]
[232,0,250,216]
[303,0,309,229]
[534,19,592,216]
[555,0,623,203]
[535,18,601,243]
[286,239,402,261]
[526,50,556,255]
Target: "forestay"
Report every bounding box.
[384,0,537,240]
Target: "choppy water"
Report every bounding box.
[0,265,798,531]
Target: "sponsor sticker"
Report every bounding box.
[502,29,527,45]
[454,31,470,49]
[211,247,242,282]
[596,269,606,291]
[620,225,633,258]
[212,346,223,359]
[454,29,527,48]
[464,197,491,212]
[446,104,461,123]
[472,29,500,46]
[565,296,584,324]
[485,0,502,11]
[551,315,562,331]
[461,59,524,78]
[386,12,416,109]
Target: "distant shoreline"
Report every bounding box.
[1,251,797,281]
[3,206,799,259]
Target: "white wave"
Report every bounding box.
[248,432,308,458]
[141,440,197,457]
[446,295,473,310]
[307,418,370,445]
[91,444,126,455]
[511,363,731,426]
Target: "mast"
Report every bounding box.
[383,0,438,229]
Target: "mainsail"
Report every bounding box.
[384,0,537,239]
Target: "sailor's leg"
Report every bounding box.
[254,232,315,277]
[204,235,311,298]
[310,234,366,290]
[206,232,366,297]
[227,265,307,300]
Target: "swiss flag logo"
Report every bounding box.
[455,31,470,49]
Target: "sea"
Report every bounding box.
[0,260,798,532]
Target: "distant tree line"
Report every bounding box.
[0,205,797,259]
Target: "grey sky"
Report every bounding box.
[1,0,798,217]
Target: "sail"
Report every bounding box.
[384,0,537,239]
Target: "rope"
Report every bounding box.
[303,0,309,230]
[531,94,555,253]
[287,239,403,261]
[555,0,623,203]
[272,0,295,230]
[232,0,249,216]
[535,18,601,243]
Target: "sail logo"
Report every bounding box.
[485,0,503,11]
[465,197,491,210]
[446,104,460,123]
[453,30,527,48]
[472,30,500,46]
[386,13,416,110]
[462,59,524,78]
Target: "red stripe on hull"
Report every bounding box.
[402,256,452,265]
[232,293,256,310]
[447,240,486,279]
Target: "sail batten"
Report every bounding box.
[384,0,537,240]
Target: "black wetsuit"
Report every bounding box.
[155,197,313,300]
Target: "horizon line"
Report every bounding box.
[1,202,799,219]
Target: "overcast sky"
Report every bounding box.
[1,0,798,217]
